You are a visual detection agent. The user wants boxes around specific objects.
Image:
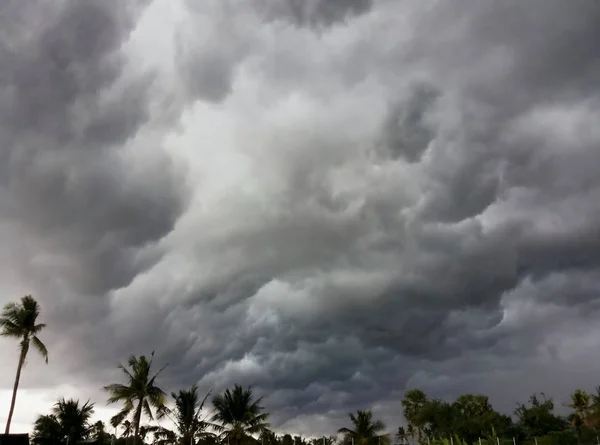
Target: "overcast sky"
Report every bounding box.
[1,0,600,437]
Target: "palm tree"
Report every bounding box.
[114,420,134,445]
[32,415,63,445]
[210,384,270,445]
[104,352,168,445]
[55,398,95,445]
[121,420,133,438]
[1,295,49,434]
[394,427,407,445]
[152,385,214,445]
[338,410,389,445]
[31,398,94,445]
[152,427,177,445]
[139,425,154,443]
[567,389,590,444]
[109,415,122,440]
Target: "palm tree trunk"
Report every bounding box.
[133,400,143,445]
[5,340,28,434]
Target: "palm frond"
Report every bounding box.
[143,399,155,421]
[0,319,23,338]
[118,363,135,382]
[32,335,49,363]
[338,428,355,435]
[111,409,131,429]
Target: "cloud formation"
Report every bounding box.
[2,0,600,437]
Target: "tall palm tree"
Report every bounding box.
[338,410,389,445]
[152,385,214,445]
[104,352,168,445]
[31,398,94,445]
[1,295,49,433]
[210,384,270,445]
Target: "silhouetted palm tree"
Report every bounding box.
[338,410,389,445]
[394,427,407,445]
[1,295,49,433]
[121,420,133,438]
[152,385,214,445]
[210,385,270,445]
[32,415,62,445]
[31,398,94,445]
[104,352,168,445]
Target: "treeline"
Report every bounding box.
[398,388,600,445]
[27,380,600,445]
[2,296,600,445]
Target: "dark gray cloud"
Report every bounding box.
[381,83,439,162]
[2,0,600,438]
[0,0,185,294]
[254,0,374,28]
[0,0,188,385]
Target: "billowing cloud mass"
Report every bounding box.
[2,0,600,436]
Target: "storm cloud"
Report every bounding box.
[2,0,600,437]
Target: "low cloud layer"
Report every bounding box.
[2,0,600,436]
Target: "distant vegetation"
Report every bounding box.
[3,295,600,445]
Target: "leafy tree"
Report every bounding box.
[452,394,506,445]
[1,295,49,433]
[338,410,389,445]
[514,393,568,438]
[104,352,168,445]
[31,398,94,445]
[586,386,600,429]
[403,392,513,444]
[401,389,428,442]
[418,398,455,440]
[309,436,336,445]
[281,434,294,445]
[210,384,270,445]
[260,430,280,445]
[293,436,307,445]
[93,421,108,444]
[151,385,214,445]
